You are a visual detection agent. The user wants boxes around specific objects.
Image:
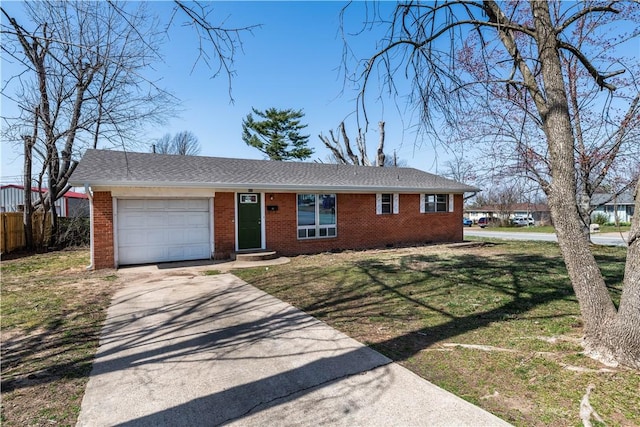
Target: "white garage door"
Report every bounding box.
[117,199,211,265]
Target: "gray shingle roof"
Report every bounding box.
[70,149,479,193]
[591,192,635,206]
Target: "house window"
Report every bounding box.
[423,194,449,212]
[376,193,399,215]
[297,194,336,239]
[240,194,258,204]
[382,194,392,214]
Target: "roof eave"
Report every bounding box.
[71,179,479,194]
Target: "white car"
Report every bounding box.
[512,216,535,226]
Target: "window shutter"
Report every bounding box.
[449,194,454,212]
[420,194,425,213]
[393,193,399,214]
[376,193,382,215]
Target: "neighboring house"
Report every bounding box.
[591,193,635,224]
[0,184,89,217]
[465,203,551,225]
[69,149,479,269]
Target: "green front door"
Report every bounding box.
[237,193,262,250]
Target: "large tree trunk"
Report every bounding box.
[615,181,640,367]
[531,1,638,368]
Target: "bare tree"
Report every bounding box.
[169,1,260,100]
[172,131,201,156]
[153,131,201,155]
[2,1,255,247]
[349,1,640,368]
[319,121,388,166]
[2,2,174,245]
[442,156,477,186]
[154,134,174,155]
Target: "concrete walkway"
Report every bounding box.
[77,266,511,426]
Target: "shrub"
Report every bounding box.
[56,217,90,248]
[592,213,609,226]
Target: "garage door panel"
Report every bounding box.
[187,199,209,210]
[167,246,185,260]
[144,199,167,210]
[119,230,148,246]
[182,229,208,243]
[176,212,209,227]
[168,230,187,245]
[167,213,191,226]
[147,214,168,228]
[146,230,168,245]
[183,245,210,258]
[119,199,145,210]
[119,213,146,229]
[117,198,211,265]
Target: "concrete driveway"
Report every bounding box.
[77,265,511,426]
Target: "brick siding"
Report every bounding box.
[264,193,463,256]
[92,191,114,269]
[90,191,463,268]
[213,192,236,259]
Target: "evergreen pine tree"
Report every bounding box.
[242,107,313,161]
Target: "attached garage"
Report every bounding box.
[116,198,212,265]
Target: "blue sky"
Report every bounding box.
[1,1,442,185]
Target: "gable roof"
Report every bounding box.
[70,149,479,193]
[591,192,635,206]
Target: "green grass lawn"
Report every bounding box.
[234,241,637,427]
[2,243,636,426]
[473,224,630,233]
[1,249,121,427]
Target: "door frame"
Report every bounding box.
[235,192,266,251]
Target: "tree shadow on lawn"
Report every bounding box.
[1,248,626,409]
[285,251,625,363]
[1,301,112,393]
[592,253,626,303]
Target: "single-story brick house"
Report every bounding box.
[69,149,479,269]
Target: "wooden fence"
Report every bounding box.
[1,212,52,253]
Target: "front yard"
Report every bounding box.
[233,240,638,426]
[1,241,637,426]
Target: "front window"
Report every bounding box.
[381,193,393,214]
[424,194,448,212]
[298,194,336,239]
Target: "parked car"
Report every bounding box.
[463,218,473,227]
[512,216,535,226]
[477,216,501,228]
